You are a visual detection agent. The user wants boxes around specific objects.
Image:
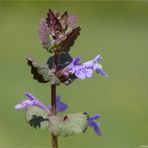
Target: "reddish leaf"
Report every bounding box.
[46,9,64,39]
[61,27,81,52]
[59,11,68,30]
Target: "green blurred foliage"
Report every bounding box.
[0,1,148,148]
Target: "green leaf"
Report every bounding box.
[48,112,88,137]
[26,106,49,129]
[26,57,60,85]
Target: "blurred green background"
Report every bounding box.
[0,1,148,148]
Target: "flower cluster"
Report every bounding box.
[60,54,107,81]
[15,93,101,136]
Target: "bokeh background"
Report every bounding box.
[0,1,148,148]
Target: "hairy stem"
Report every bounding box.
[51,54,58,148]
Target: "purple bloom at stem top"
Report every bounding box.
[63,54,108,80]
[87,114,101,135]
[15,92,68,115]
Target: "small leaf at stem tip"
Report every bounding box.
[38,9,81,53]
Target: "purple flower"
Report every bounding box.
[48,96,68,112]
[15,92,50,113]
[75,66,93,80]
[15,93,68,114]
[63,54,108,80]
[87,114,101,135]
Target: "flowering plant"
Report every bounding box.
[15,9,107,148]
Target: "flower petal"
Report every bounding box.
[92,63,102,71]
[62,54,107,81]
[48,96,68,112]
[15,92,50,114]
[95,67,108,77]
[89,114,100,120]
[72,56,81,65]
[85,69,93,78]
[90,121,102,135]
[75,70,86,80]
[63,56,81,74]
[87,114,101,135]
[83,61,93,68]
[83,54,102,68]
[15,100,33,109]
[93,63,108,77]
[56,96,68,112]
[24,92,36,101]
[93,54,102,62]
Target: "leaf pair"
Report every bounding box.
[26,106,88,137]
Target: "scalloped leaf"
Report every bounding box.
[48,112,88,137]
[61,27,81,52]
[26,106,49,129]
[59,11,68,31]
[46,9,65,39]
[26,57,60,85]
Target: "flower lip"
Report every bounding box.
[72,56,81,65]
[24,92,36,101]
[15,93,68,115]
[89,114,100,120]
[48,96,68,112]
[24,92,50,112]
[15,100,33,109]
[93,54,102,62]
[87,114,101,136]
[96,67,108,77]
[62,54,108,80]
[15,92,50,114]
